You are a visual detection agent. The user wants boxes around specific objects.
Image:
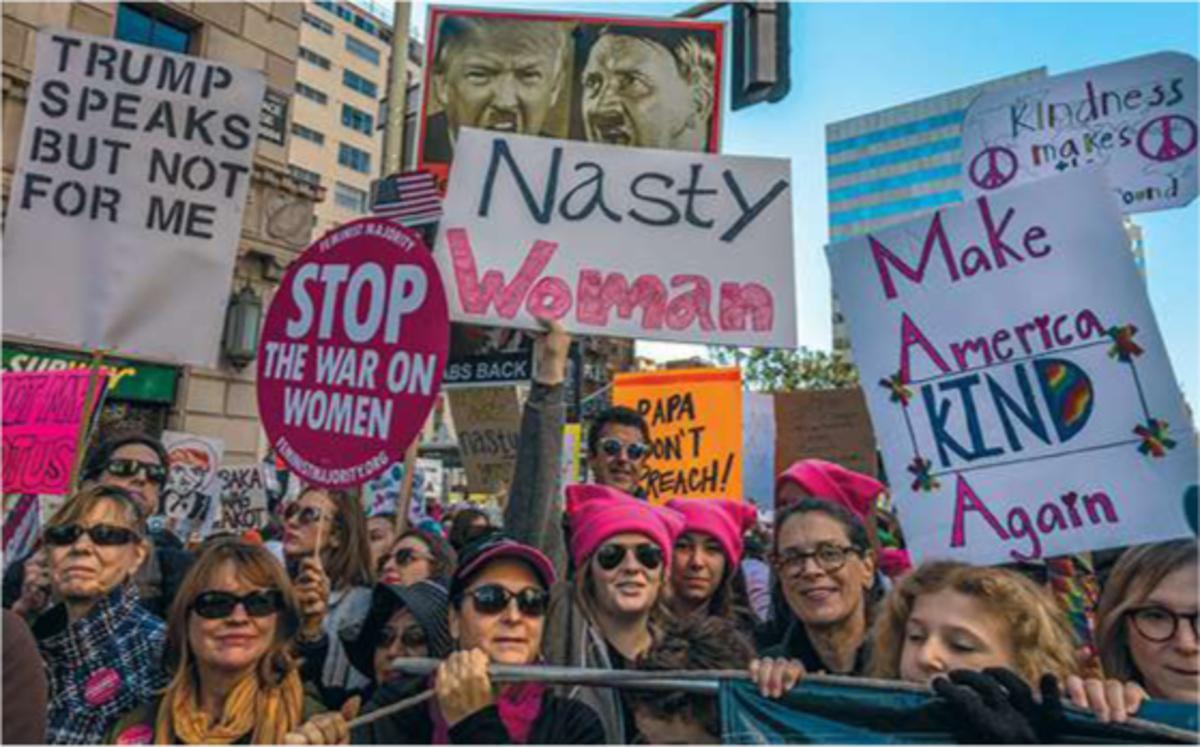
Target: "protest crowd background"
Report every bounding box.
[1,1,1199,745]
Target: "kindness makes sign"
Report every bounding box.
[257,219,449,488]
[828,171,1197,565]
[436,130,797,348]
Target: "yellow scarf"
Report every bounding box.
[155,667,304,744]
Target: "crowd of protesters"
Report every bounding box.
[2,323,1197,745]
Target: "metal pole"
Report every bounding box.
[381,1,412,175]
[675,1,726,18]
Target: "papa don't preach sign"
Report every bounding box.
[257,219,449,488]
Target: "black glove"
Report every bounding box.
[932,668,1064,744]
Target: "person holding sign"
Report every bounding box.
[664,497,759,636]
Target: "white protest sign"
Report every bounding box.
[828,170,1197,566]
[363,462,405,518]
[962,52,1198,213]
[210,464,270,535]
[436,129,797,348]
[2,30,265,367]
[161,430,225,540]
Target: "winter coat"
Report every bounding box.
[503,381,568,575]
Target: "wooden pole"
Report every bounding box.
[68,349,108,493]
[395,440,419,534]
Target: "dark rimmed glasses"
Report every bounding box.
[463,584,549,618]
[595,542,663,571]
[1129,605,1199,643]
[44,523,140,547]
[775,543,862,575]
[192,589,284,619]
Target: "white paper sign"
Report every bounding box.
[2,30,265,367]
[436,129,797,348]
[210,464,269,535]
[828,170,1197,565]
[161,430,225,540]
[962,52,1198,213]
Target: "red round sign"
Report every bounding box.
[256,219,449,488]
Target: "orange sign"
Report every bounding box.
[612,368,742,503]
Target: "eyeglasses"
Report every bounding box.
[192,589,284,619]
[385,548,433,568]
[105,459,167,487]
[463,584,549,618]
[598,438,649,461]
[378,625,428,650]
[1129,605,1199,643]
[595,542,663,571]
[775,544,861,575]
[45,523,140,547]
[283,503,330,526]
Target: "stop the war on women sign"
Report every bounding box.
[827,170,1197,566]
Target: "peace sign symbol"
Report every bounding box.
[1137,115,1197,162]
[968,146,1018,190]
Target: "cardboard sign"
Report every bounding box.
[827,170,1197,565]
[962,52,1198,213]
[2,370,108,494]
[418,7,724,192]
[448,386,523,494]
[774,388,878,479]
[256,218,450,488]
[161,430,225,540]
[209,465,270,535]
[436,130,796,348]
[612,368,743,503]
[743,392,777,512]
[2,30,264,368]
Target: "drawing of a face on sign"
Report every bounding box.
[164,438,220,527]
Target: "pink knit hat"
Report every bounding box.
[665,498,758,567]
[565,484,685,571]
[775,459,884,521]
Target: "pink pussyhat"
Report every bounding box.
[665,498,758,567]
[775,459,884,522]
[565,484,685,570]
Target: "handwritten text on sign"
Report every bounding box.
[210,465,269,534]
[612,368,743,503]
[256,219,449,488]
[448,386,523,495]
[436,130,797,348]
[2,370,107,495]
[827,170,1197,565]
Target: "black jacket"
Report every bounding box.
[761,620,872,676]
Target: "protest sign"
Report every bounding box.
[773,388,878,479]
[827,170,1197,565]
[256,218,449,488]
[444,324,535,387]
[161,430,224,540]
[962,52,1198,213]
[2,30,264,368]
[3,370,108,495]
[448,386,523,494]
[363,462,406,518]
[436,129,796,348]
[742,392,777,512]
[419,7,724,192]
[209,465,270,535]
[612,368,743,502]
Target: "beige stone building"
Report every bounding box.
[2,2,320,464]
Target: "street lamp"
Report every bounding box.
[222,284,262,369]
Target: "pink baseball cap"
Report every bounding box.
[565,484,685,570]
[775,459,884,521]
[665,498,758,567]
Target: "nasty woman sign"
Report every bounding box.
[436,129,796,348]
[257,219,449,488]
[962,52,1198,213]
[828,170,1197,566]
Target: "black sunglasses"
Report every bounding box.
[599,438,649,461]
[105,458,167,487]
[283,503,330,526]
[595,542,663,571]
[378,625,428,650]
[192,589,284,619]
[45,523,140,547]
[464,584,549,618]
[386,548,433,568]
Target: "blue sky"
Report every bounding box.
[410,1,1199,401]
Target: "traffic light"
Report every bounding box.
[731,1,791,110]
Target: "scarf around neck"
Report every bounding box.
[155,666,304,744]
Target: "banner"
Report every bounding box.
[3,344,178,404]
[436,129,796,348]
[612,368,743,503]
[448,386,523,494]
[962,52,1198,213]
[161,430,225,541]
[3,370,109,495]
[418,7,724,191]
[256,218,450,488]
[742,392,777,512]
[827,170,1197,565]
[209,464,270,535]
[2,30,265,368]
[773,388,878,479]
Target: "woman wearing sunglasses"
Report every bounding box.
[32,485,167,745]
[378,528,457,587]
[107,539,354,744]
[664,497,759,635]
[342,580,454,691]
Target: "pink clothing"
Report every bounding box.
[431,682,547,743]
[665,498,758,567]
[775,459,884,521]
[564,484,685,569]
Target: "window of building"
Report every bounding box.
[298,46,331,70]
[345,35,380,66]
[404,83,421,114]
[295,82,328,105]
[338,143,371,174]
[343,69,378,98]
[341,104,374,135]
[291,123,325,145]
[334,182,368,212]
[289,165,322,187]
[114,4,194,54]
[301,11,333,35]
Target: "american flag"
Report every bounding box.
[371,169,443,227]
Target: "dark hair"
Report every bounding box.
[82,433,168,483]
[392,528,458,583]
[448,508,491,552]
[773,497,871,555]
[299,487,375,589]
[586,405,651,456]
